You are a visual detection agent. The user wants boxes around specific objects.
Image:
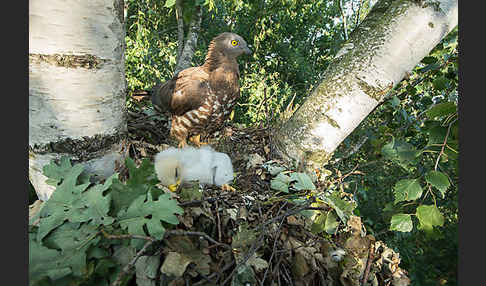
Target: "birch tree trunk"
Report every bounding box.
[29,0,127,201]
[272,0,458,171]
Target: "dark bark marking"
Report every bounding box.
[29,53,109,69]
[29,132,127,162]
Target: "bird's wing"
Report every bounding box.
[179,146,214,185]
[152,67,212,116]
[211,152,234,186]
[150,79,175,114]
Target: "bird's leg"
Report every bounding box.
[221,184,236,192]
[178,139,187,149]
[189,134,207,147]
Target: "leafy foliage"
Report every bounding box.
[125,0,357,124]
[49,0,457,284]
[29,157,182,285]
[331,26,458,285]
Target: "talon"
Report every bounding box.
[178,140,187,149]
[189,134,207,147]
[221,184,236,192]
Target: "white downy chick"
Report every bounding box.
[153,147,182,191]
[154,145,234,191]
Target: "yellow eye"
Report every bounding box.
[231,40,238,46]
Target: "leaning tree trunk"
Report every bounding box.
[272,0,458,171]
[29,0,127,201]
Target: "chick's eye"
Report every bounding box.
[231,40,238,46]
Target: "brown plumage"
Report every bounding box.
[151,32,252,148]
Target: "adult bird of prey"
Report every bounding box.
[154,145,235,191]
[151,32,252,148]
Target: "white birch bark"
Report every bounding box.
[273,0,458,170]
[29,0,127,201]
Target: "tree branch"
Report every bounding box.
[337,0,348,40]
[175,0,184,62]
[174,5,203,74]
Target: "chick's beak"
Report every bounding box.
[244,46,252,55]
[168,179,181,192]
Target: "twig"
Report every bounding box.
[355,0,364,26]
[215,200,222,242]
[337,0,348,40]
[360,242,375,286]
[111,239,155,286]
[175,0,184,62]
[221,230,266,286]
[165,230,232,250]
[178,194,232,207]
[193,260,236,286]
[434,118,457,171]
[260,208,287,285]
[101,229,155,242]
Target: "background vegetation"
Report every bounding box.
[29,0,458,285]
[125,0,458,284]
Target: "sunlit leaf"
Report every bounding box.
[390,214,413,232]
[416,205,444,232]
[393,179,423,204]
[425,171,450,198]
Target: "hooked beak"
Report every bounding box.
[168,179,181,192]
[244,47,252,55]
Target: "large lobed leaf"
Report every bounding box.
[110,157,161,215]
[37,164,91,241]
[118,192,183,246]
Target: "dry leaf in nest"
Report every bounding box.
[246,153,264,169]
[160,252,193,277]
[264,145,270,154]
[347,215,364,237]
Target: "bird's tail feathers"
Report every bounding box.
[150,81,174,114]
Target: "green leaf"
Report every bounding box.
[42,156,74,186]
[231,264,256,286]
[43,223,100,277]
[76,174,117,227]
[416,205,444,232]
[393,179,423,204]
[37,164,91,241]
[270,173,291,193]
[265,164,286,176]
[321,192,356,224]
[29,233,72,283]
[110,158,159,215]
[425,102,457,119]
[310,212,327,234]
[418,63,440,73]
[164,0,176,8]
[382,138,421,168]
[427,125,448,145]
[390,214,413,232]
[290,172,316,190]
[324,210,339,234]
[421,56,438,64]
[118,192,183,246]
[179,181,203,202]
[432,76,448,91]
[390,96,400,108]
[425,171,450,198]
